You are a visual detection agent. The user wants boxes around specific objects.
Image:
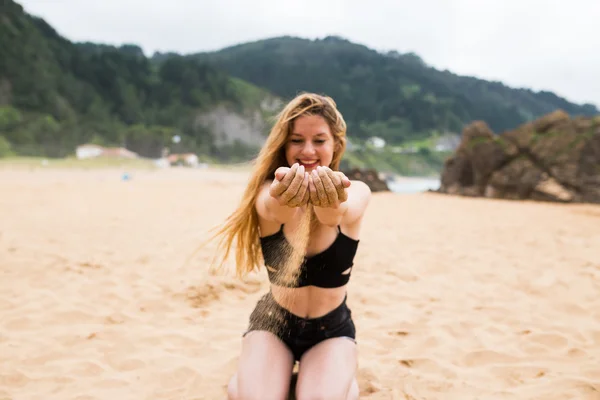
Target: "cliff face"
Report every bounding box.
[439,110,600,204]
[194,105,269,147]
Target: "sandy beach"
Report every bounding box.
[1,166,599,400]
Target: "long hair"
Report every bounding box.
[207,92,348,278]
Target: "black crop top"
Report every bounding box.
[260,225,359,288]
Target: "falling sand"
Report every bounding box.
[252,206,314,335]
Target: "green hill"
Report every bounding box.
[184,35,598,144]
[0,0,276,159]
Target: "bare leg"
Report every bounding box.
[228,331,295,400]
[295,337,358,400]
[347,378,359,400]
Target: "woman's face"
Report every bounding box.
[284,114,335,172]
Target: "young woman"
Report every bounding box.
[209,92,371,400]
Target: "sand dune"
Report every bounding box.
[1,167,599,400]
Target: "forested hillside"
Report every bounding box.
[186,36,598,144]
[0,0,274,159]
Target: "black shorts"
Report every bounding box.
[243,291,357,361]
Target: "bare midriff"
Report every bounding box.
[270,284,347,319]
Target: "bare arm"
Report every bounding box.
[313,180,371,226]
[308,166,371,227]
[340,180,371,224]
[255,164,309,224]
[256,181,297,223]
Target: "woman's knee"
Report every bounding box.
[295,377,360,400]
[296,392,343,400]
[227,374,238,400]
[229,372,287,400]
[229,365,293,400]
[227,373,270,400]
[295,377,358,400]
[347,378,359,400]
[296,390,345,400]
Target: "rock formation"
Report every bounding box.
[439,110,600,204]
[342,168,390,192]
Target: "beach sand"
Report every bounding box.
[1,167,599,400]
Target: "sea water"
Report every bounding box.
[387,177,441,194]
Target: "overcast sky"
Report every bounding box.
[18,0,600,107]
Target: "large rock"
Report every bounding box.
[342,168,390,192]
[439,111,600,204]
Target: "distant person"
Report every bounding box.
[209,92,371,399]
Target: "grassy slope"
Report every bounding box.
[342,149,451,177]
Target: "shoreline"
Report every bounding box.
[0,157,442,194]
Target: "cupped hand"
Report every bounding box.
[308,166,351,208]
[269,163,309,207]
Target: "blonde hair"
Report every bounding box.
[208,92,348,278]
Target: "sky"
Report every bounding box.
[18,0,600,107]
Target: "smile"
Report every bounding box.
[297,160,319,169]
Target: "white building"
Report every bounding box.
[75,144,138,159]
[366,136,386,150]
[167,153,199,167]
[75,144,104,159]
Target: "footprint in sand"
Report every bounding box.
[566,347,588,359]
[0,297,16,311]
[526,332,570,349]
[539,378,600,400]
[137,299,174,313]
[221,278,263,294]
[71,361,108,377]
[398,357,459,379]
[3,317,35,330]
[573,208,600,218]
[0,370,29,388]
[180,276,265,308]
[158,366,200,389]
[104,312,127,325]
[516,330,574,357]
[111,358,146,372]
[55,310,98,323]
[389,330,409,337]
[77,261,104,270]
[461,350,521,367]
[489,364,549,383]
[385,322,414,338]
[356,368,382,396]
[94,379,130,389]
[65,261,104,274]
[560,303,590,317]
[589,330,600,345]
[103,350,147,372]
[182,283,223,307]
